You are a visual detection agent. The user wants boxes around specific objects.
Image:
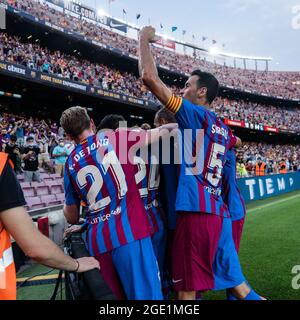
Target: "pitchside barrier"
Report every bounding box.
[237,171,300,203]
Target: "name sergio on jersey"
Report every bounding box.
[211,124,228,140]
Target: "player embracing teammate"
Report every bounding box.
[138,26,265,300]
[60,26,265,300]
[61,107,178,300]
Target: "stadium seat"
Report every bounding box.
[22,187,36,198]
[17,174,24,182]
[51,173,63,179]
[52,185,64,194]
[20,182,31,189]
[46,180,64,194]
[21,182,36,197]
[35,185,51,196]
[40,194,61,207]
[31,181,46,188]
[25,197,45,211]
[56,178,63,185]
[40,173,51,180]
[31,182,51,196]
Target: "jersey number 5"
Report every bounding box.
[206,143,225,187]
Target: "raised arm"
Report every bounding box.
[138,26,172,106]
[10,123,18,135]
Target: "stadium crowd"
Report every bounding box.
[236,142,300,177]
[0,33,155,100]
[0,111,299,182]
[3,0,300,100]
[0,1,299,303]
[1,32,300,132]
[213,98,300,132]
[0,111,74,180]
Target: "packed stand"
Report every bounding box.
[4,0,300,100]
[236,142,300,177]
[1,32,300,132]
[1,110,300,208]
[0,32,156,100]
[213,97,300,132]
[0,111,73,210]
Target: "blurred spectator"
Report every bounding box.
[0,128,10,150]
[245,160,254,176]
[278,159,288,174]
[64,136,75,154]
[14,119,25,146]
[237,161,248,177]
[52,137,69,177]
[255,158,266,176]
[36,128,52,172]
[22,136,40,182]
[3,134,22,173]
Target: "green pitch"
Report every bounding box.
[204,190,300,300]
[17,190,300,300]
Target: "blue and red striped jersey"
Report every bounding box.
[222,148,246,221]
[134,143,165,235]
[159,139,179,230]
[165,96,236,218]
[64,131,152,254]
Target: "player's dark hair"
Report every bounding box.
[60,106,91,138]
[155,107,177,124]
[97,114,126,131]
[191,70,219,104]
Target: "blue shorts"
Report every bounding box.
[152,227,167,288]
[213,218,245,290]
[111,237,163,300]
